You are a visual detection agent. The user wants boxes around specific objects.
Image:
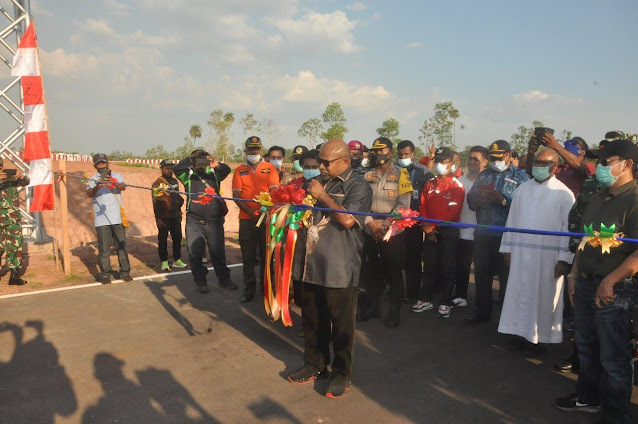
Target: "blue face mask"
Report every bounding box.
[303,169,321,180]
[532,166,551,182]
[293,160,303,173]
[564,140,581,156]
[397,158,412,168]
[596,162,622,187]
[270,159,283,169]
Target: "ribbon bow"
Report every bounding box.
[192,187,217,204]
[152,183,169,198]
[383,208,419,241]
[578,223,624,254]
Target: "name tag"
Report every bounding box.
[387,174,398,179]
[261,169,271,174]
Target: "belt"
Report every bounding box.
[582,273,606,280]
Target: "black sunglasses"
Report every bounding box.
[319,156,347,167]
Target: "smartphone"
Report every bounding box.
[194,158,209,167]
[534,127,555,145]
[4,169,17,177]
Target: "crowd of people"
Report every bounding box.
[1,129,637,420]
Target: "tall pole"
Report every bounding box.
[58,159,70,275]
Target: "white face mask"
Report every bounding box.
[491,160,508,172]
[360,158,370,167]
[246,154,261,164]
[270,159,283,169]
[435,163,450,176]
[450,164,457,174]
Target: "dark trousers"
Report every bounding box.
[454,238,474,300]
[473,234,509,320]
[293,280,303,307]
[421,227,459,306]
[96,224,130,278]
[186,218,231,287]
[158,217,182,262]
[360,231,406,322]
[404,225,424,301]
[575,276,636,424]
[302,284,357,379]
[239,218,266,296]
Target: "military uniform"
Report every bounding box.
[358,137,413,327]
[0,162,29,284]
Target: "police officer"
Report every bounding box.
[0,157,29,285]
[358,137,413,328]
[291,145,308,179]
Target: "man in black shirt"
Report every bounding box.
[287,139,372,399]
[173,150,236,293]
[554,140,638,424]
[152,160,186,271]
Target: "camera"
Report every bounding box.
[534,127,554,146]
[194,158,210,167]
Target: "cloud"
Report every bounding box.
[513,90,550,103]
[346,2,367,11]
[74,18,177,47]
[40,49,100,77]
[31,0,53,17]
[103,0,134,16]
[405,41,421,49]
[513,90,584,106]
[272,11,361,54]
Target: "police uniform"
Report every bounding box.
[358,138,413,327]
[0,157,29,285]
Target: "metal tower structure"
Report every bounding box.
[0,0,49,242]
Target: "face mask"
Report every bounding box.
[270,159,283,169]
[293,160,303,173]
[360,158,370,168]
[246,154,261,164]
[596,162,623,187]
[98,167,110,178]
[532,166,551,182]
[450,164,457,174]
[435,163,450,176]
[491,160,508,172]
[303,169,321,180]
[564,140,581,156]
[398,158,412,168]
[374,153,390,166]
[351,158,362,168]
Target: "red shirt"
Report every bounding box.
[419,175,465,225]
[555,162,595,197]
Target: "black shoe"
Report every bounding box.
[8,271,26,286]
[555,354,579,373]
[287,366,329,384]
[505,337,527,351]
[553,393,600,413]
[527,343,548,356]
[121,275,134,282]
[465,315,488,324]
[325,377,351,399]
[356,309,380,322]
[198,285,209,294]
[240,294,254,303]
[383,319,400,328]
[219,281,238,291]
[99,276,111,285]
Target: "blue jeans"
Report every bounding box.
[574,275,636,424]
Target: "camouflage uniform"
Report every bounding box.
[0,170,29,273]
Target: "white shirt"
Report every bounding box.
[458,174,477,241]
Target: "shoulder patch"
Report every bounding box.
[239,169,250,176]
[398,168,414,195]
[365,172,376,182]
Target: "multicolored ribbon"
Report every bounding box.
[192,187,217,205]
[383,208,419,241]
[578,223,624,254]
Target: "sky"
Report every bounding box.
[1,0,637,156]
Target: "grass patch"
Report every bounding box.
[28,281,43,288]
[118,162,155,169]
[47,255,55,261]
[63,274,82,283]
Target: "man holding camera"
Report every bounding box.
[86,153,132,284]
[0,157,29,285]
[174,150,235,293]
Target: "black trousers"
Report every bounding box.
[302,284,357,379]
[421,227,459,306]
[454,238,474,300]
[473,234,509,320]
[157,217,182,262]
[186,218,231,287]
[239,218,266,296]
[96,224,130,278]
[404,225,424,301]
[360,231,406,322]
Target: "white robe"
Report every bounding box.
[498,176,575,344]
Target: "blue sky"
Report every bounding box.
[3,0,637,155]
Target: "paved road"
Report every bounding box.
[0,268,636,423]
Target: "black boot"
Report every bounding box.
[8,270,26,286]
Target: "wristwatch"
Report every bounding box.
[501,198,507,206]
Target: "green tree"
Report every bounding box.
[145,144,169,159]
[189,124,202,142]
[174,137,196,159]
[418,101,459,148]
[320,102,348,141]
[261,118,280,149]
[239,113,261,136]
[298,118,323,149]
[108,150,135,161]
[557,129,573,143]
[450,107,460,146]
[207,109,235,162]
[510,120,544,155]
[376,117,401,146]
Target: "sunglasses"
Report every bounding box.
[599,157,624,166]
[319,156,347,167]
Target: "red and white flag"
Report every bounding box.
[11,21,54,211]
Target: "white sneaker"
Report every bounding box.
[437,305,451,318]
[452,298,467,307]
[412,301,434,312]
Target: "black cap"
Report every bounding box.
[291,145,308,159]
[511,151,520,159]
[245,136,262,148]
[316,143,323,150]
[434,147,454,162]
[488,140,512,158]
[300,149,320,166]
[370,137,392,151]
[93,153,108,164]
[588,139,638,162]
[160,159,175,168]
